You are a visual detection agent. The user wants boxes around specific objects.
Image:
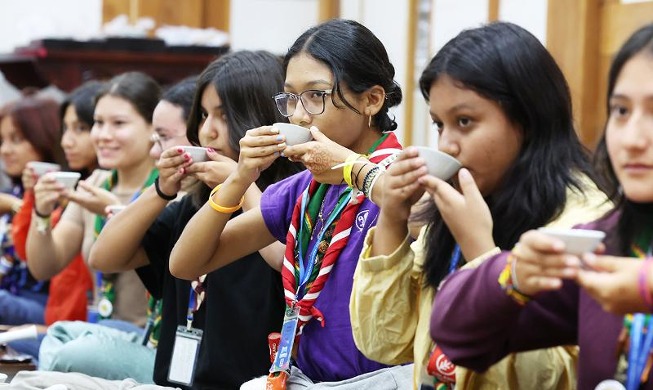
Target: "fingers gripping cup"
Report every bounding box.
[273,123,312,146]
[414,146,462,180]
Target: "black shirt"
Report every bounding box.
[137,195,285,389]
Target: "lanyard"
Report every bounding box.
[186,276,206,330]
[295,187,350,297]
[447,245,461,276]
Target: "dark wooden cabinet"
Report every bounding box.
[0,39,229,92]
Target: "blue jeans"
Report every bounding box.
[0,289,46,325]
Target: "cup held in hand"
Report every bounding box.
[27,162,61,177]
[414,146,462,180]
[537,227,606,255]
[180,146,208,163]
[273,123,312,146]
[49,171,81,190]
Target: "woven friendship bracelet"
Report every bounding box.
[209,184,245,214]
[498,253,532,306]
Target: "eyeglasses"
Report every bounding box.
[272,89,333,117]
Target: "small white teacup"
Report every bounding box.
[27,162,61,177]
[180,146,208,163]
[49,171,82,190]
[414,146,462,181]
[273,123,312,146]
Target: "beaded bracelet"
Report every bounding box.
[638,257,653,312]
[361,165,382,197]
[154,177,177,201]
[209,184,245,214]
[498,253,532,306]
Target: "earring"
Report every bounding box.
[368,115,372,128]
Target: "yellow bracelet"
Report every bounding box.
[209,184,245,214]
[343,153,363,187]
[498,253,532,306]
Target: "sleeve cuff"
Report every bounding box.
[359,226,413,273]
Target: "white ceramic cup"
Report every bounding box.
[537,227,606,255]
[273,123,312,146]
[27,162,61,177]
[414,146,462,181]
[48,171,82,190]
[181,146,208,163]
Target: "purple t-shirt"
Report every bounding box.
[260,170,389,382]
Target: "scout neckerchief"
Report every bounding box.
[608,232,653,390]
[422,246,462,390]
[93,168,158,321]
[267,132,401,389]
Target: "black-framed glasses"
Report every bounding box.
[272,89,333,117]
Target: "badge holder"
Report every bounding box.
[267,306,299,390]
[168,326,203,386]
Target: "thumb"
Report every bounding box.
[77,180,99,194]
[458,168,482,201]
[582,253,621,272]
[309,126,327,142]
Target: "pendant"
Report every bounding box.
[98,297,114,318]
[594,379,626,390]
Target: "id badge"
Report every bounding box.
[270,306,299,373]
[168,326,203,386]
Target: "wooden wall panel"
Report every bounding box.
[203,0,230,32]
[547,0,601,148]
[103,0,230,31]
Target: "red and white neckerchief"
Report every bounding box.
[281,132,402,335]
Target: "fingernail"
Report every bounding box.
[177,147,184,153]
[278,142,287,149]
[459,168,471,180]
[270,127,279,134]
[276,135,283,141]
[179,168,185,174]
[207,148,215,153]
[184,153,191,161]
[280,152,286,157]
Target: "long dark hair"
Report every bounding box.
[186,50,304,207]
[284,19,402,132]
[0,96,67,184]
[418,22,599,288]
[60,80,105,178]
[593,23,653,254]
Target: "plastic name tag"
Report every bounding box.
[168,326,203,386]
[270,306,299,373]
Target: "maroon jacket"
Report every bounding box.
[429,211,653,390]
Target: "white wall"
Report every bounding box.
[229,0,319,54]
[0,0,102,53]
